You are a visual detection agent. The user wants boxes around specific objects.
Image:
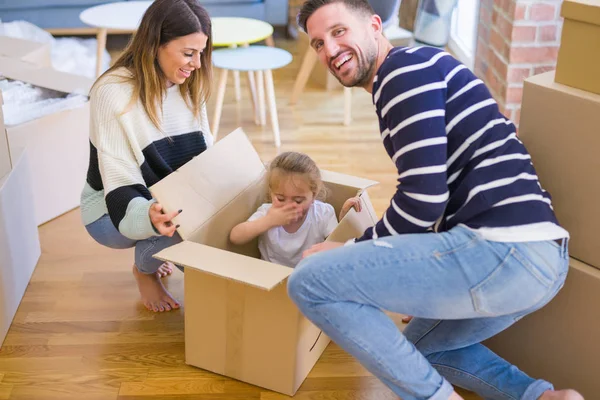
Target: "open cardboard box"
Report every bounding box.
[151,129,379,395]
[0,56,93,225]
[0,147,41,348]
[0,36,52,68]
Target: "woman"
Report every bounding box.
[80,0,213,312]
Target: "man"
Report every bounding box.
[287,1,584,399]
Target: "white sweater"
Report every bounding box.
[80,67,213,239]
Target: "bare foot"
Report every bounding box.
[132,265,180,312]
[539,389,584,400]
[448,391,464,400]
[156,262,174,278]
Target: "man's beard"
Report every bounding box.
[332,46,377,88]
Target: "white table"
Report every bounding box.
[80,1,275,77]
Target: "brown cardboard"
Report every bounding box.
[519,71,600,269]
[485,258,600,399]
[152,128,379,395]
[555,0,600,94]
[0,56,93,225]
[0,36,52,67]
[0,91,10,181]
[0,147,41,348]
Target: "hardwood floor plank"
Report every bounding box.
[0,384,10,400]
[118,378,225,396]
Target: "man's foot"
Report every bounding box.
[539,389,584,400]
[156,262,174,278]
[132,265,180,312]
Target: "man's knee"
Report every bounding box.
[287,256,324,309]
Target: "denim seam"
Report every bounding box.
[138,237,158,273]
[431,363,518,400]
[411,320,444,349]
[431,235,481,259]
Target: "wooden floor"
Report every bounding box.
[0,38,480,399]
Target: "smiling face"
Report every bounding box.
[306,2,380,88]
[157,31,208,86]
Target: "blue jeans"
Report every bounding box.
[288,225,569,400]
[85,214,182,274]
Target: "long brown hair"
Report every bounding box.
[94,0,213,130]
[297,0,374,32]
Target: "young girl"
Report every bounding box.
[230,152,360,268]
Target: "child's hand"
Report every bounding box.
[266,203,302,227]
[339,196,362,220]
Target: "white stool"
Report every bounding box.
[212,46,292,147]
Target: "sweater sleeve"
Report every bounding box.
[91,81,158,240]
[200,101,214,148]
[356,50,450,242]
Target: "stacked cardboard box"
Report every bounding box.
[486,2,600,397]
[151,129,380,395]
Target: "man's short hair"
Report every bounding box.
[297,0,375,33]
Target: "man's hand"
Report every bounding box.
[266,203,302,227]
[339,196,362,220]
[149,203,181,237]
[303,241,344,258]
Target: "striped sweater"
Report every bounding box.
[357,46,568,243]
[80,67,213,240]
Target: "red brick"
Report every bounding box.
[507,66,532,83]
[506,86,524,104]
[538,24,558,41]
[480,5,492,25]
[490,28,510,60]
[533,65,556,75]
[490,50,509,79]
[476,39,490,62]
[509,45,559,63]
[515,3,527,20]
[486,68,507,100]
[514,107,521,125]
[481,0,494,9]
[497,12,514,38]
[475,59,489,79]
[529,3,556,21]
[512,26,537,42]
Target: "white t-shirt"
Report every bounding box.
[248,200,338,268]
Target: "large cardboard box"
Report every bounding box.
[485,258,600,399]
[0,36,52,67]
[151,129,379,395]
[0,92,10,181]
[0,56,93,225]
[555,0,600,95]
[0,147,41,348]
[519,71,600,269]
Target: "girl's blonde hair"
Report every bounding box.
[267,152,327,201]
[92,0,213,130]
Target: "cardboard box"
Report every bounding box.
[0,147,41,348]
[0,92,10,181]
[0,56,93,225]
[519,71,600,269]
[555,0,600,95]
[0,36,52,67]
[151,129,379,395]
[485,258,600,399]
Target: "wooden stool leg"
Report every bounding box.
[266,36,275,47]
[256,70,267,126]
[265,70,281,147]
[247,71,259,125]
[290,47,318,105]
[343,87,352,126]
[212,68,229,139]
[230,44,241,102]
[95,28,108,77]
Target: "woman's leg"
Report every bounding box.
[287,226,569,400]
[85,214,182,312]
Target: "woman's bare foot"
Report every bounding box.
[539,389,584,400]
[132,265,180,312]
[156,262,174,278]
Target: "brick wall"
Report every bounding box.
[475,0,563,125]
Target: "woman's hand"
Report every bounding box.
[339,196,362,220]
[149,203,181,237]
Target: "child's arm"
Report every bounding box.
[339,196,362,221]
[230,203,302,245]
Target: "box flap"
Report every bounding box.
[0,91,10,181]
[321,169,378,191]
[153,240,293,291]
[0,56,92,95]
[0,37,51,67]
[327,196,377,243]
[561,0,600,26]
[149,128,266,240]
[527,71,600,103]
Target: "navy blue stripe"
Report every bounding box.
[86,141,103,191]
[105,184,152,228]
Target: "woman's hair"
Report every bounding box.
[266,152,327,201]
[93,0,213,130]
